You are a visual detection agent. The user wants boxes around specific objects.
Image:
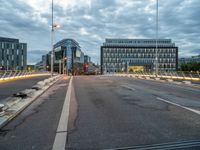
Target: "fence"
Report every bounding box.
[0,71,51,81]
[115,71,200,81]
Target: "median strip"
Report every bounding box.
[0,75,61,128]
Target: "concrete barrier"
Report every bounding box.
[182,81,192,85]
[0,75,61,128]
[37,81,46,86]
[155,78,160,80]
[0,104,5,116]
[0,104,4,112]
[166,79,173,82]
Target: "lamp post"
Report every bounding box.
[155,0,159,76]
[51,0,54,77]
[51,0,60,77]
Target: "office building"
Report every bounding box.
[179,55,200,64]
[34,61,43,71]
[42,53,51,71]
[84,55,91,64]
[0,37,27,70]
[54,39,85,74]
[100,39,178,73]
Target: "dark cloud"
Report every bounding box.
[0,0,199,64]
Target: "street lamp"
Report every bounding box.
[155,0,159,76]
[51,0,54,77]
[53,24,60,28]
[51,0,60,77]
[51,24,60,77]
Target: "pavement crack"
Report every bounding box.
[0,129,11,136]
[0,100,47,136]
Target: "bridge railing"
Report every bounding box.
[127,71,200,81]
[0,71,51,81]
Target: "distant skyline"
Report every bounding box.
[0,0,199,64]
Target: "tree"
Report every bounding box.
[181,62,200,71]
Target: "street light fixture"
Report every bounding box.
[53,24,60,28]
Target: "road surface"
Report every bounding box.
[0,75,50,101]
[66,76,200,149]
[0,76,69,150]
[0,75,200,149]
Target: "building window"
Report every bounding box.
[17,55,19,65]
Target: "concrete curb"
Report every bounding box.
[0,75,63,129]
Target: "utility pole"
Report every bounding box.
[51,0,54,77]
[155,0,159,76]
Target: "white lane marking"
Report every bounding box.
[120,85,136,91]
[52,76,73,150]
[156,97,200,115]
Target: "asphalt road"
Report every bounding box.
[0,75,200,149]
[0,76,50,101]
[0,77,69,150]
[66,75,200,149]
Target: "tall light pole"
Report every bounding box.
[51,0,54,77]
[155,0,159,76]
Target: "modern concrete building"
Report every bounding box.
[34,53,50,71]
[54,39,85,74]
[42,53,51,71]
[100,39,178,73]
[0,37,27,70]
[179,55,200,64]
[34,61,43,71]
[84,55,91,64]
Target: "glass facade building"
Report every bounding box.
[0,37,27,70]
[101,39,178,73]
[84,55,91,64]
[54,39,84,73]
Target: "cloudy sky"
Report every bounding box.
[0,0,199,64]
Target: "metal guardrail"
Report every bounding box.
[0,71,51,81]
[124,71,200,81]
[130,71,200,80]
